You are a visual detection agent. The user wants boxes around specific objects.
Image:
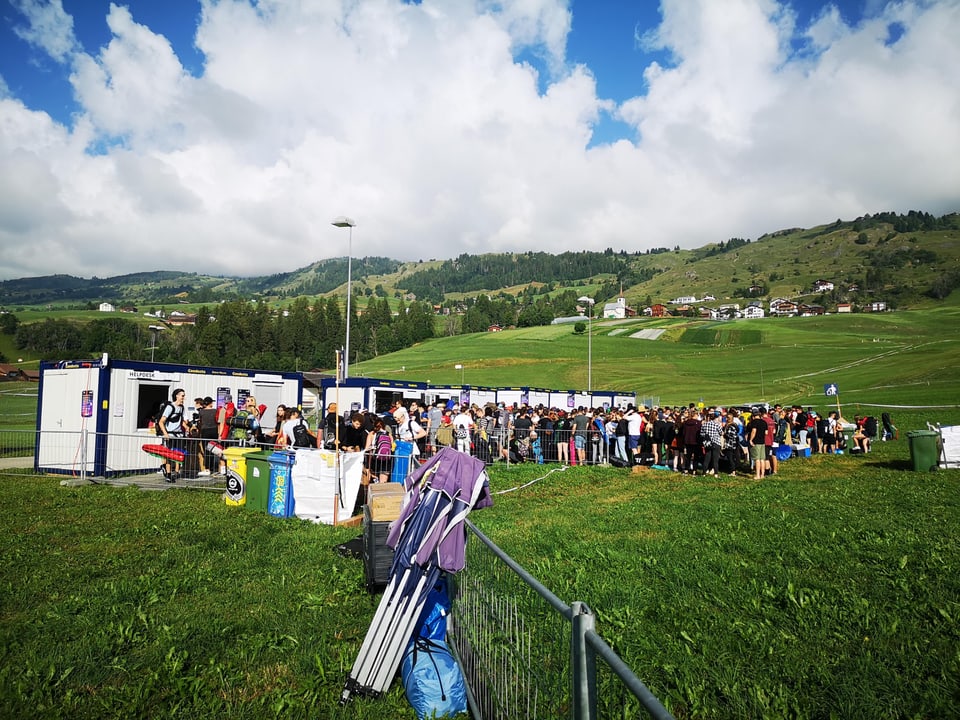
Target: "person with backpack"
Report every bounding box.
[229,396,261,446]
[282,407,316,449]
[157,388,186,482]
[365,417,394,483]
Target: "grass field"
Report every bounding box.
[349,300,960,412]
[1,423,958,719]
[2,300,959,718]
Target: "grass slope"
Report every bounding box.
[349,298,960,410]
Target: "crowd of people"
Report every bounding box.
[154,388,887,482]
[318,399,886,480]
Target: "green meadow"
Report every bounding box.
[1,298,959,718]
[351,299,960,414]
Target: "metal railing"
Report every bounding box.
[451,520,674,720]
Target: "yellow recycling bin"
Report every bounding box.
[224,446,259,506]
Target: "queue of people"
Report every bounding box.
[153,386,885,484]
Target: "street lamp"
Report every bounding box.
[331,216,356,380]
[455,363,464,385]
[148,325,165,363]
[578,296,595,393]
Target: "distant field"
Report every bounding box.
[4,296,960,415]
[351,300,960,411]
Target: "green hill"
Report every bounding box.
[344,294,960,411]
[2,211,958,311]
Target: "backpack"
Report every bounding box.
[150,401,172,430]
[198,407,218,438]
[455,425,468,440]
[436,425,454,447]
[156,401,183,433]
[230,409,253,440]
[292,419,314,448]
[375,431,393,457]
[864,416,878,437]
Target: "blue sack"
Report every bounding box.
[401,637,467,719]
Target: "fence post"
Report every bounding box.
[571,601,597,720]
[80,427,88,482]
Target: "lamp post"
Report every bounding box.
[455,363,464,385]
[331,217,356,380]
[578,296,595,393]
[148,325,165,363]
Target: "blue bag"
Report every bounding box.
[401,637,467,719]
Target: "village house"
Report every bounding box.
[864,301,888,312]
[769,298,798,316]
[837,303,853,313]
[166,311,197,327]
[670,295,697,305]
[645,304,670,318]
[98,302,115,312]
[812,279,835,293]
[743,303,765,319]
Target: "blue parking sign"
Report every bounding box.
[824,383,839,397]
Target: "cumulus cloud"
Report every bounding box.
[0,0,958,281]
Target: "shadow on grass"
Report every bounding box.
[862,458,924,472]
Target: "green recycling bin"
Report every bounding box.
[245,450,274,513]
[906,430,940,472]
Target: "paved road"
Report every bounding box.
[0,456,32,470]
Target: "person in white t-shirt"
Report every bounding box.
[392,406,426,455]
[451,405,474,454]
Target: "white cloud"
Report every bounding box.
[10,0,78,63]
[0,0,958,281]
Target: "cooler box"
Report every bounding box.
[267,449,297,518]
[224,446,258,506]
[363,503,396,593]
[244,450,274,513]
[390,440,416,483]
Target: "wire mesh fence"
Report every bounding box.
[452,520,674,720]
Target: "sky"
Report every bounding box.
[0,0,958,282]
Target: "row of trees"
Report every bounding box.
[7,296,436,370]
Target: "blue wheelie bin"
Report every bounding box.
[267,449,297,518]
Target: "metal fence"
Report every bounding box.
[424,427,613,467]
[451,520,674,720]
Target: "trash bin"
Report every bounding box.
[224,446,259,505]
[907,430,940,472]
[245,449,274,513]
[267,449,297,518]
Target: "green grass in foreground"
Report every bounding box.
[1,416,959,719]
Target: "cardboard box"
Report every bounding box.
[367,482,404,521]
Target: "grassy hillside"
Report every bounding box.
[346,293,960,410]
[2,212,958,313]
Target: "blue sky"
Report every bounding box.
[0,0,957,280]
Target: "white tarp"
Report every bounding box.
[291,449,366,524]
[938,425,960,469]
